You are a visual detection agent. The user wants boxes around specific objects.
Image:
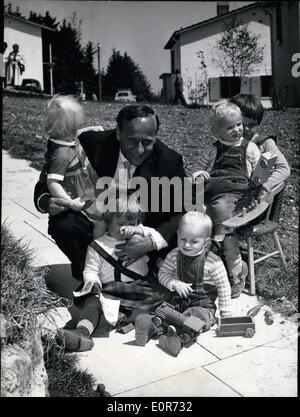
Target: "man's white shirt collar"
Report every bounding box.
[119,150,136,169]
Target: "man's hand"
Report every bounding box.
[173,281,193,298]
[192,170,211,183]
[115,234,154,266]
[48,197,71,216]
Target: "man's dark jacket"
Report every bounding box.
[34,128,187,250]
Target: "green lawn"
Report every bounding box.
[2,95,299,314]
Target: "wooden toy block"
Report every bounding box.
[251,151,277,186]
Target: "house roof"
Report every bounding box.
[164,2,262,49]
[4,13,56,32]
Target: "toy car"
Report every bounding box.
[114,89,137,103]
[217,316,255,338]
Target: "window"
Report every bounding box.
[261,76,272,97]
[217,1,229,16]
[220,77,241,98]
[171,50,175,73]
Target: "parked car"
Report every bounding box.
[18,79,43,94]
[114,90,137,103]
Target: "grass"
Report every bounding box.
[0,221,64,345]
[2,95,299,314]
[0,222,110,397]
[43,336,110,397]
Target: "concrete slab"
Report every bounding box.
[115,366,240,397]
[204,334,298,397]
[77,330,217,396]
[22,217,53,241]
[2,150,40,200]
[30,245,70,268]
[1,217,50,249]
[1,199,40,225]
[197,296,297,359]
[12,197,44,220]
[38,307,72,336]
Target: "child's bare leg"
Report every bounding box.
[223,235,248,298]
[223,235,242,280]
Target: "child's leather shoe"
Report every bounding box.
[134,314,157,346]
[56,326,94,352]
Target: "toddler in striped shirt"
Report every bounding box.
[158,211,232,331]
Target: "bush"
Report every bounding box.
[1,222,111,397]
[1,222,64,345]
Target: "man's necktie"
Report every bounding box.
[123,160,131,182]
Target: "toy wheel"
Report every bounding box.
[152,316,162,327]
[165,335,182,356]
[245,328,255,338]
[167,325,177,336]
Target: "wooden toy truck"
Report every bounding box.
[217,316,255,338]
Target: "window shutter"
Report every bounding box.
[250,76,262,97]
[240,76,251,94]
[209,77,221,101]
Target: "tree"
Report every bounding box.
[188,50,209,105]
[103,49,153,100]
[81,41,98,99]
[213,15,265,77]
[51,13,85,94]
[27,11,59,94]
[29,10,59,29]
[5,3,25,17]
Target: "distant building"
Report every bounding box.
[262,1,300,108]
[162,1,299,108]
[4,13,55,91]
[162,2,272,107]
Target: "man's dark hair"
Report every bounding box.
[116,104,160,134]
[175,69,180,74]
[229,93,264,125]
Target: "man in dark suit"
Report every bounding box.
[34,104,187,282]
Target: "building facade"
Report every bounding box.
[163,2,273,107]
[4,14,54,90]
[263,1,300,108]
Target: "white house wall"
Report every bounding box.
[179,7,272,104]
[4,17,44,88]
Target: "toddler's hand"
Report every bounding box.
[220,310,232,318]
[120,225,141,238]
[257,186,269,202]
[173,281,193,298]
[70,197,85,211]
[192,170,211,183]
